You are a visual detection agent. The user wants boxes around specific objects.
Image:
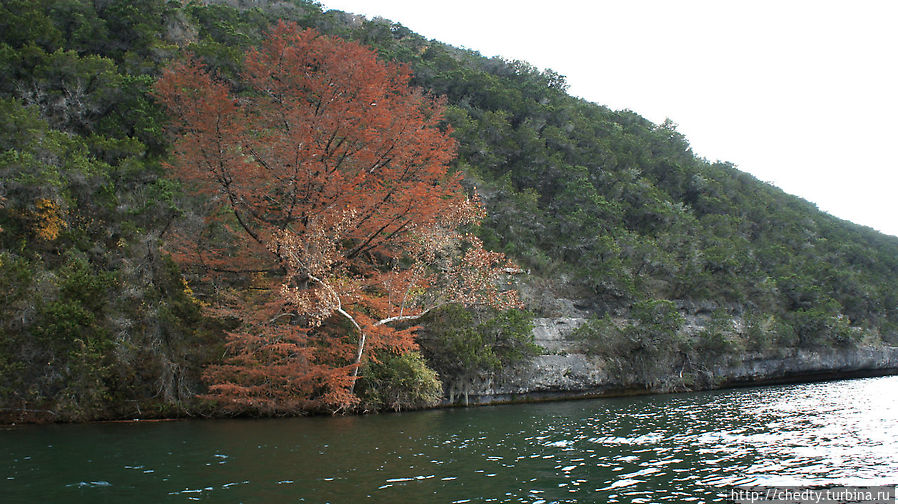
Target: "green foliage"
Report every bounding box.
[2,0,898,420]
[0,1,213,420]
[785,303,857,348]
[0,252,116,420]
[742,313,776,351]
[384,25,898,344]
[418,305,538,399]
[575,300,688,389]
[0,0,65,51]
[357,352,443,412]
[696,308,741,354]
[0,252,33,403]
[574,314,626,355]
[631,299,685,335]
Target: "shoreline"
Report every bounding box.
[4,354,896,425]
[450,344,898,407]
[446,363,898,408]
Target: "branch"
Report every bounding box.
[374,303,445,326]
[268,312,295,324]
[247,147,276,173]
[197,142,265,247]
[303,272,366,388]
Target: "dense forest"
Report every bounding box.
[1,0,897,421]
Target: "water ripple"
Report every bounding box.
[4,376,897,503]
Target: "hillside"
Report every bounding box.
[1,0,896,421]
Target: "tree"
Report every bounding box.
[417,305,537,405]
[153,21,519,413]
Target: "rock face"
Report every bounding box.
[713,346,898,385]
[456,317,898,406]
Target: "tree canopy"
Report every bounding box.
[154,21,518,413]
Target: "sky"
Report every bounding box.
[321,0,898,237]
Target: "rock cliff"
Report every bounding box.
[456,316,898,405]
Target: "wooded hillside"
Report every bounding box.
[1,0,895,421]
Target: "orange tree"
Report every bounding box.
[153,21,519,413]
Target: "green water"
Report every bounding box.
[3,376,897,503]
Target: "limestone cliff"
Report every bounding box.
[455,315,898,405]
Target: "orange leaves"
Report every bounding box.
[31,198,66,241]
[155,22,519,413]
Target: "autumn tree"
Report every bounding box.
[153,21,519,413]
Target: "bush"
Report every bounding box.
[743,313,776,351]
[696,308,741,354]
[574,314,625,355]
[357,352,442,412]
[786,301,855,348]
[574,300,687,389]
[417,305,538,404]
[631,299,685,334]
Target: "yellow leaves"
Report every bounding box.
[180,276,193,296]
[32,198,66,241]
[405,286,426,303]
[180,276,208,308]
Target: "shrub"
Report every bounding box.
[696,308,741,354]
[417,305,537,403]
[574,300,687,389]
[357,352,442,412]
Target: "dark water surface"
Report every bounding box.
[3,376,897,503]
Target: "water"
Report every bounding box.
[3,376,897,503]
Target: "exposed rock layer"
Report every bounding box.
[454,317,898,405]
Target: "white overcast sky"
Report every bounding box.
[321,0,898,237]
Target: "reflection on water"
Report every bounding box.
[3,376,897,503]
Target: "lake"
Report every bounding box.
[3,376,897,503]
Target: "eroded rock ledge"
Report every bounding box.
[452,317,898,406]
